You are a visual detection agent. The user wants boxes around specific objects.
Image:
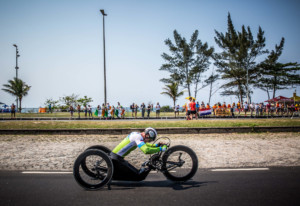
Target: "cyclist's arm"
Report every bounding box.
[145,142,159,147]
[138,142,162,154]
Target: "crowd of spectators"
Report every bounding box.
[5,100,299,119]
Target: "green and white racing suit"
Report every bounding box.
[110,132,164,181]
[112,132,163,157]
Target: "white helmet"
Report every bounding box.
[144,127,157,141]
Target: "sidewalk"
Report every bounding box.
[1,133,299,171]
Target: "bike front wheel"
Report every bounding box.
[162,145,198,182]
[73,149,113,190]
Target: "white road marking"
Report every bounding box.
[22,171,72,174]
[211,168,269,172]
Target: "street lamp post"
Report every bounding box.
[13,44,20,111]
[13,44,20,79]
[100,9,107,105]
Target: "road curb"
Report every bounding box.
[0,126,299,135]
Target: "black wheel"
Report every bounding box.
[81,145,111,177]
[73,149,113,190]
[162,145,198,182]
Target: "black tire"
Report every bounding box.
[162,145,198,182]
[85,145,111,153]
[81,145,111,177]
[73,149,113,190]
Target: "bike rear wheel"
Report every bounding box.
[73,149,113,190]
[162,145,198,182]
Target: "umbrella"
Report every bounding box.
[185,96,195,100]
[265,96,293,103]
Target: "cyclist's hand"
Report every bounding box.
[157,142,167,147]
[161,145,168,152]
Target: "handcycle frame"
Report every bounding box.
[74,137,198,190]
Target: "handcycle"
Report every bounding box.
[73,137,198,190]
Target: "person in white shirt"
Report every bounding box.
[244,102,249,117]
[155,102,161,118]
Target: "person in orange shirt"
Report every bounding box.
[222,102,227,109]
[237,101,241,114]
[276,102,280,116]
[212,104,217,116]
[190,99,197,120]
[206,103,210,109]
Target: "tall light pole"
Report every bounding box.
[13,44,20,111]
[100,9,107,105]
[13,44,20,79]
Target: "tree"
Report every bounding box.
[60,94,79,107]
[160,30,214,98]
[256,38,300,99]
[214,13,268,103]
[2,77,31,112]
[44,98,59,109]
[77,96,93,107]
[161,82,184,108]
[204,68,220,105]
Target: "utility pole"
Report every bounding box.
[13,44,20,111]
[100,9,107,105]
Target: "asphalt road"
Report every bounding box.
[1,167,300,206]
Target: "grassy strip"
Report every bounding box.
[0,119,299,130]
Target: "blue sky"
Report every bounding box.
[1,0,299,107]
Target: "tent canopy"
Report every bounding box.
[265,96,293,103]
[291,95,300,102]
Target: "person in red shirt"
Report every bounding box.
[190,99,197,120]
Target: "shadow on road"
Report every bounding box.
[110,180,217,191]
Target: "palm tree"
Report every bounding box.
[2,78,31,112]
[161,82,184,108]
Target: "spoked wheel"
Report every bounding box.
[81,145,111,178]
[162,145,198,182]
[73,149,113,190]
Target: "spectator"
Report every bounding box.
[115,102,121,118]
[230,102,235,117]
[11,103,16,118]
[134,104,139,118]
[201,101,205,109]
[244,102,248,117]
[121,106,125,119]
[77,104,81,118]
[191,99,197,120]
[186,97,192,120]
[84,105,88,118]
[155,102,161,118]
[141,103,146,118]
[259,103,264,116]
[147,104,151,118]
[101,103,105,118]
[96,105,101,118]
[174,105,180,118]
[69,105,74,118]
[196,101,200,118]
[237,101,241,114]
[212,104,217,116]
[250,102,254,117]
[275,102,280,116]
[106,103,111,119]
[48,104,52,113]
[130,103,135,117]
[111,106,115,119]
[88,105,92,118]
[255,103,260,117]
[266,102,271,117]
